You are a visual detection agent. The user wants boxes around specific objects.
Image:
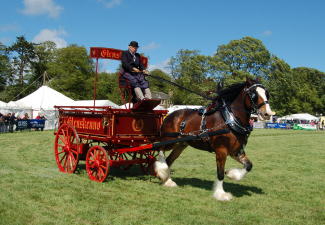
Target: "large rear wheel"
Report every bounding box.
[54,123,79,173]
[86,145,110,182]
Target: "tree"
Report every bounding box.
[47,44,95,100]
[6,36,37,96]
[167,49,212,105]
[0,42,10,92]
[211,36,271,85]
[29,41,57,88]
[291,67,325,115]
[147,69,172,94]
[266,55,295,116]
[95,71,122,105]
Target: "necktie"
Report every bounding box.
[132,54,136,63]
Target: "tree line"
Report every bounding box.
[1,35,324,117]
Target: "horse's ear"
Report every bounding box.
[246,76,253,84]
[256,76,261,82]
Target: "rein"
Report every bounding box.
[146,74,215,102]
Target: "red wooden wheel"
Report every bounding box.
[140,151,158,176]
[86,146,110,182]
[54,123,79,173]
[110,152,136,170]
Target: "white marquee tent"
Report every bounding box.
[74,100,120,108]
[19,85,75,129]
[280,113,319,122]
[0,86,122,130]
[0,100,6,107]
[0,86,75,130]
[119,103,166,110]
[167,105,203,114]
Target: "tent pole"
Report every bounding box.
[94,58,99,109]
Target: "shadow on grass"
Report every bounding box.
[74,163,264,198]
[173,177,264,197]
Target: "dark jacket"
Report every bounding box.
[121,50,146,74]
[120,50,149,89]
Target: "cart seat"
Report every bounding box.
[132,99,161,110]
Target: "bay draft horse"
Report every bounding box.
[154,76,273,201]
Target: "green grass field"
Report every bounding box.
[0,129,324,224]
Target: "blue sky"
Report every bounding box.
[1,0,324,74]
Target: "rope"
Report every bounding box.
[46,73,75,100]
[8,73,45,102]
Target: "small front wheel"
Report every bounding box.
[86,146,110,182]
[140,151,158,176]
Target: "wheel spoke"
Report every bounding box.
[60,153,67,165]
[58,135,66,145]
[69,152,77,165]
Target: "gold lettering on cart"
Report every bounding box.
[67,117,101,130]
[132,118,144,132]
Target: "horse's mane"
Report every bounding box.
[214,79,261,103]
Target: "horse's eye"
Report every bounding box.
[266,91,269,100]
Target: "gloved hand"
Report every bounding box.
[133,68,140,73]
[143,70,148,75]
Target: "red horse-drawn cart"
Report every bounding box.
[54,47,170,182]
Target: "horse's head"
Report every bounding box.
[245,76,273,120]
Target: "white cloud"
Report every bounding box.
[20,0,63,18]
[148,58,170,74]
[141,41,161,51]
[263,30,272,36]
[1,37,11,44]
[32,28,68,48]
[0,23,20,32]
[97,0,121,8]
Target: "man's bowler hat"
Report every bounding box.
[129,41,139,47]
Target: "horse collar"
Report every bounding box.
[220,100,252,135]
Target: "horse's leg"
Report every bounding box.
[155,142,188,187]
[226,150,252,181]
[213,147,233,201]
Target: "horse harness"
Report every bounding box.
[162,83,268,153]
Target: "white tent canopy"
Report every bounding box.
[15,85,75,110]
[167,105,203,114]
[0,100,6,106]
[280,113,319,121]
[119,103,166,110]
[74,100,120,108]
[3,86,75,130]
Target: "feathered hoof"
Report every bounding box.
[163,178,177,187]
[225,168,246,181]
[213,191,233,201]
[154,161,169,181]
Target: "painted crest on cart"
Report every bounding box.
[132,118,144,132]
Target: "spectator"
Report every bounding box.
[40,114,46,131]
[4,113,10,133]
[22,113,29,120]
[15,115,20,131]
[35,113,41,119]
[9,113,16,133]
[20,113,29,132]
[35,113,41,131]
[0,112,3,133]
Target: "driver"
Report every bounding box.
[121,41,152,103]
